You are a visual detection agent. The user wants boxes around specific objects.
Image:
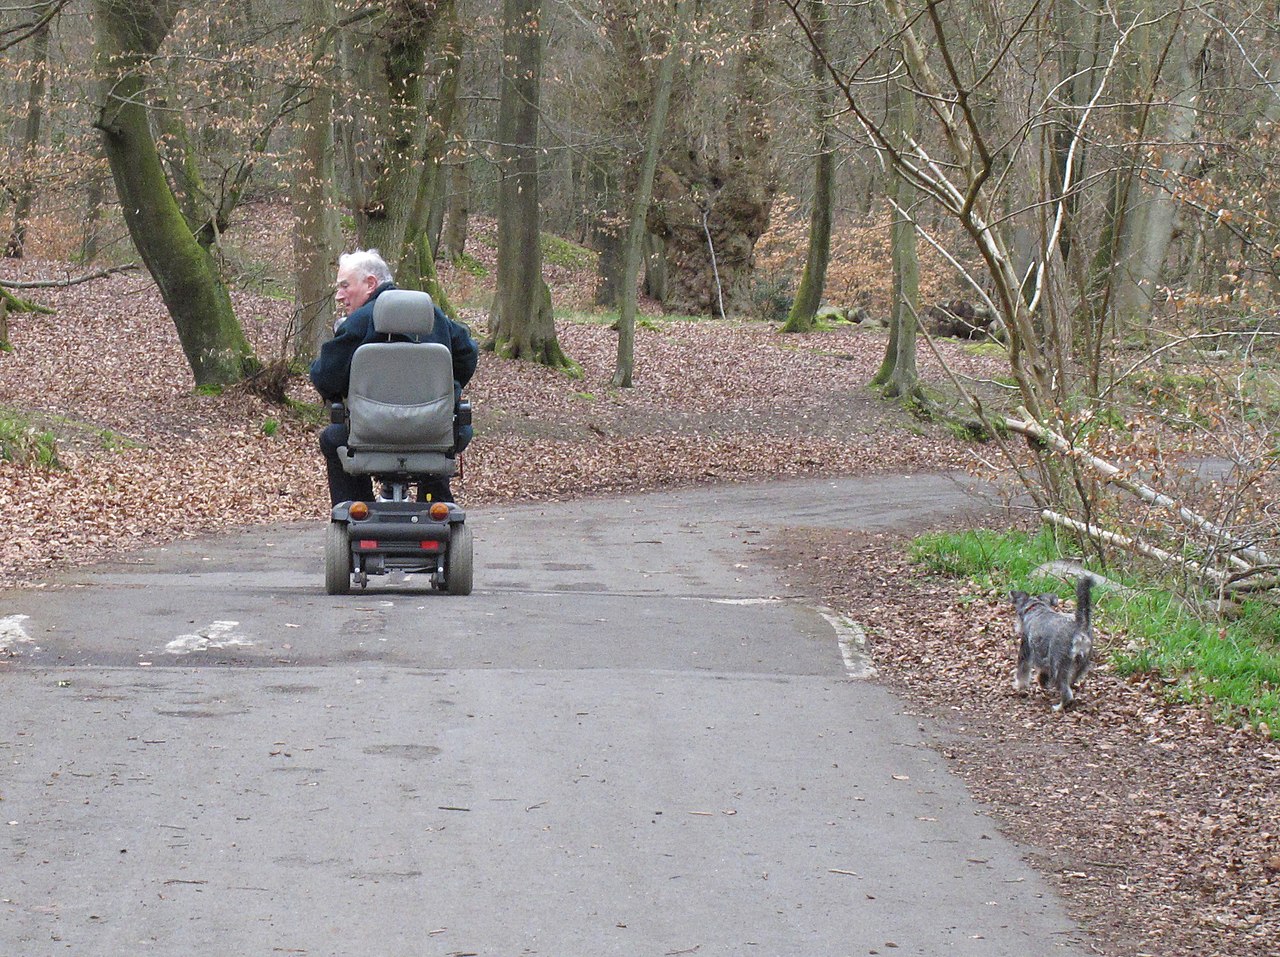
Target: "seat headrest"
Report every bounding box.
[372,289,436,337]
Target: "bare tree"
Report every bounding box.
[341,0,457,284]
[871,70,920,401]
[782,0,835,334]
[647,0,778,317]
[92,0,257,387]
[613,0,682,387]
[5,1,54,258]
[291,0,341,362]
[487,0,573,369]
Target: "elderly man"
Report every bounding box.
[310,248,478,505]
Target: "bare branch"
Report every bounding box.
[0,264,141,289]
[1042,510,1228,584]
[1006,411,1272,569]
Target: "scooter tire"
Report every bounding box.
[446,523,474,596]
[325,521,352,595]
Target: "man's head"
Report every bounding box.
[335,249,393,315]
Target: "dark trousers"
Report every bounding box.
[320,423,373,506]
[320,424,453,507]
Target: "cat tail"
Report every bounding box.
[1075,575,1092,628]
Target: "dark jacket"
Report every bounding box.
[309,282,479,403]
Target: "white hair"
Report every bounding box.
[338,248,393,285]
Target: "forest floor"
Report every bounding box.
[0,206,1276,955]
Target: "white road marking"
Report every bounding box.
[165,620,254,655]
[817,607,878,680]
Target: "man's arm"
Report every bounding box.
[309,314,368,401]
[439,306,479,388]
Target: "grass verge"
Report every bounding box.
[911,527,1280,737]
[0,408,61,468]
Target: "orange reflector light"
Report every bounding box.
[428,502,451,521]
[349,501,370,520]
[420,541,440,551]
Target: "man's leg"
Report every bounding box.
[319,424,373,506]
[416,475,453,503]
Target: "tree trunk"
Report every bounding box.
[80,167,107,265]
[591,0,646,310]
[440,138,471,261]
[873,74,919,398]
[6,10,51,259]
[360,5,434,269]
[782,0,833,334]
[487,0,573,370]
[92,0,257,388]
[613,0,680,388]
[409,232,458,319]
[1111,17,1208,325]
[589,153,623,308]
[439,39,471,265]
[291,0,340,363]
[872,0,1054,418]
[648,0,776,316]
[643,232,666,301]
[400,3,461,288]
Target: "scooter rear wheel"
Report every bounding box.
[445,523,474,596]
[325,521,352,595]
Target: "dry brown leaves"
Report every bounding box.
[765,526,1280,957]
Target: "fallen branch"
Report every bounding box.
[1006,410,1269,570]
[1043,510,1227,584]
[1221,573,1280,595]
[0,263,140,289]
[2,284,52,318]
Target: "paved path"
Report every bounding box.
[1,475,1087,956]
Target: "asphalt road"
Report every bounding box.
[1,474,1088,956]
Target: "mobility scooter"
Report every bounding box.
[323,289,473,596]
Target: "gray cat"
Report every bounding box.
[1010,576,1094,711]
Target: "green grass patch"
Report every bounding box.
[451,252,489,278]
[910,527,1062,587]
[285,398,329,428]
[541,233,596,270]
[0,410,61,468]
[556,309,616,325]
[911,527,1280,737]
[961,341,1008,359]
[95,428,140,452]
[1106,591,1280,733]
[474,231,596,271]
